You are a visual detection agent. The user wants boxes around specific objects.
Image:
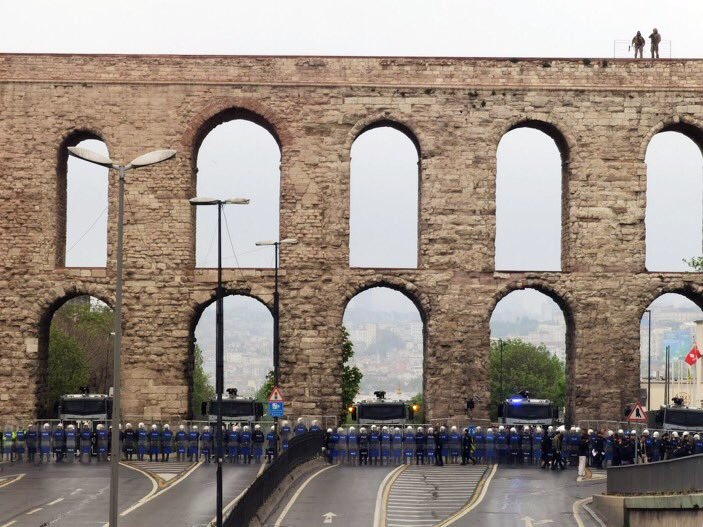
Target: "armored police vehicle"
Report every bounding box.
[497,393,559,427]
[58,393,113,426]
[201,389,264,425]
[348,391,417,425]
[654,399,703,432]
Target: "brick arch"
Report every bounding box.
[346,114,423,160]
[56,129,111,268]
[640,283,703,316]
[341,277,430,325]
[36,288,114,417]
[496,116,574,163]
[640,116,703,161]
[489,281,577,424]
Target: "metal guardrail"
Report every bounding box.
[224,430,323,527]
[607,453,703,495]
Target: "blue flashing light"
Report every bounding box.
[509,398,523,404]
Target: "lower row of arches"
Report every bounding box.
[37,287,703,419]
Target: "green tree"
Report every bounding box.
[410,392,424,423]
[254,370,275,402]
[341,326,363,421]
[684,256,703,271]
[191,344,215,418]
[47,325,90,414]
[489,339,565,421]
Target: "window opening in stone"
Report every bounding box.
[489,288,567,423]
[195,120,280,268]
[191,295,274,418]
[645,131,703,272]
[64,139,109,267]
[350,127,419,268]
[496,128,562,271]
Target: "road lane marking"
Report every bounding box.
[26,508,43,515]
[0,520,17,527]
[0,474,24,489]
[573,497,605,527]
[273,464,338,527]
[583,501,607,527]
[434,464,498,527]
[70,488,83,496]
[373,464,407,527]
[47,498,64,506]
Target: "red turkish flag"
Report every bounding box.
[684,344,702,366]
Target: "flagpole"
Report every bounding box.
[695,321,703,408]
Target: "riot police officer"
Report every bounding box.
[642,429,653,462]
[358,426,369,466]
[540,426,552,468]
[78,422,92,462]
[694,434,703,455]
[533,426,544,466]
[188,425,200,462]
[380,426,391,465]
[348,426,359,465]
[368,425,380,465]
[651,431,661,462]
[39,423,52,463]
[485,427,495,465]
[64,424,77,462]
[449,426,461,464]
[148,424,160,462]
[201,426,213,463]
[330,427,340,464]
[161,424,173,461]
[124,423,136,460]
[252,424,265,463]
[294,418,307,437]
[496,426,507,464]
[266,425,278,463]
[461,427,476,465]
[403,426,415,465]
[392,427,403,465]
[439,426,449,464]
[433,426,443,466]
[2,425,14,462]
[323,428,334,464]
[280,420,292,452]
[136,423,148,461]
[521,426,532,465]
[26,424,38,464]
[337,427,348,465]
[175,424,187,462]
[415,426,426,465]
[425,427,436,465]
[604,430,614,467]
[15,426,25,463]
[508,427,520,465]
[310,420,321,433]
[240,425,252,464]
[226,423,239,463]
[96,424,109,462]
[53,423,66,462]
[473,426,484,463]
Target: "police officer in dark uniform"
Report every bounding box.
[161,424,173,462]
[433,426,443,466]
[461,427,476,465]
[65,424,77,462]
[175,424,187,462]
[415,426,426,465]
[96,424,109,462]
[148,424,160,462]
[266,425,278,463]
[123,423,136,460]
[252,424,265,463]
[26,424,38,464]
[53,423,66,462]
[358,427,370,466]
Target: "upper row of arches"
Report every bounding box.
[58,111,703,272]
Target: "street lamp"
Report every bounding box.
[67,146,176,527]
[645,309,652,412]
[499,339,504,401]
[190,196,249,527]
[255,238,298,458]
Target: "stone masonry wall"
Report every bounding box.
[0,54,701,424]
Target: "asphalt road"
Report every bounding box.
[124,461,260,526]
[266,464,395,527]
[0,461,152,527]
[459,466,606,527]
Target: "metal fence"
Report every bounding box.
[607,453,703,495]
[224,430,323,527]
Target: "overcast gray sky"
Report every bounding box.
[17,1,703,332]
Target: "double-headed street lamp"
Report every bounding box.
[255,238,298,458]
[190,197,249,527]
[67,146,176,527]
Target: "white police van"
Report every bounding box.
[497,393,559,427]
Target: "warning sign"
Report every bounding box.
[268,386,285,403]
[626,402,647,422]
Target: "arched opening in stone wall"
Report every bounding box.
[342,286,425,414]
[645,126,703,272]
[350,123,419,268]
[495,123,567,271]
[189,294,273,419]
[38,294,114,418]
[489,287,571,422]
[640,292,703,411]
[194,113,281,268]
[58,134,109,268]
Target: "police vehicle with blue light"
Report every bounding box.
[497,391,559,427]
[201,388,264,425]
[348,391,418,425]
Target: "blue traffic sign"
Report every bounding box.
[268,401,284,417]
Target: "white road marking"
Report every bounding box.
[47,498,64,506]
[583,502,607,527]
[373,464,406,527]
[521,517,554,527]
[0,520,17,527]
[26,508,43,515]
[0,474,24,489]
[322,511,337,523]
[573,496,604,527]
[70,488,83,496]
[273,464,338,527]
[436,464,498,527]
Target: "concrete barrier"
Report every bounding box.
[592,493,703,527]
[607,453,703,495]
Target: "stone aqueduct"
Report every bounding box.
[0,54,702,424]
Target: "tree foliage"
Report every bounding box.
[410,392,424,423]
[47,325,90,414]
[489,339,565,421]
[191,343,215,417]
[254,370,276,402]
[341,326,363,421]
[684,256,703,271]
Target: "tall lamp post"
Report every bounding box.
[499,339,504,401]
[645,309,652,412]
[190,197,249,527]
[67,146,176,527]
[255,238,298,458]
